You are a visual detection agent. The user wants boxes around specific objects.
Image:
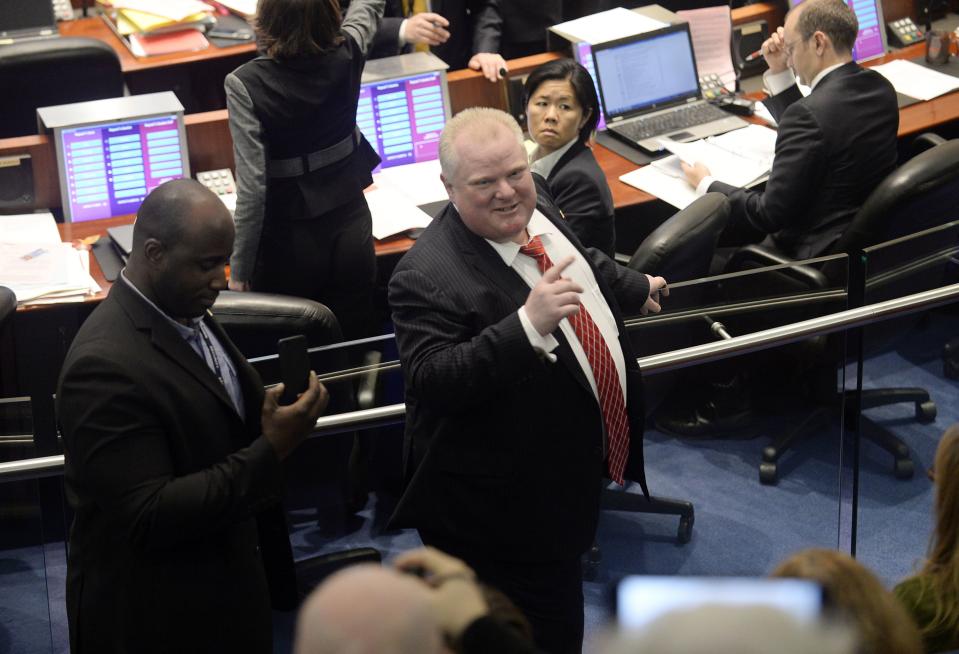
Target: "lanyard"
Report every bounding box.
[196,323,225,387]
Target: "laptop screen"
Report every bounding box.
[593,25,701,120]
[58,114,189,222]
[0,0,56,38]
[789,0,886,62]
[356,70,450,172]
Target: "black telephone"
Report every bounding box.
[887,17,924,47]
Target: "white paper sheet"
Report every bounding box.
[677,6,736,90]
[0,213,61,245]
[551,7,667,45]
[871,59,959,101]
[620,166,698,210]
[0,242,97,303]
[365,184,433,240]
[372,159,448,207]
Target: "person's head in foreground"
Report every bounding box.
[771,547,923,654]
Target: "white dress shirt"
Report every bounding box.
[483,209,628,404]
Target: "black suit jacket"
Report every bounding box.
[57,279,292,654]
[546,140,616,258]
[430,0,501,69]
[388,199,650,561]
[710,62,899,259]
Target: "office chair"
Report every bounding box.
[726,137,959,483]
[596,193,731,547]
[0,37,124,139]
[210,291,382,596]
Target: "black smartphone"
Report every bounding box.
[277,335,310,405]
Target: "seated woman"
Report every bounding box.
[524,59,616,257]
[771,548,923,654]
[895,424,959,653]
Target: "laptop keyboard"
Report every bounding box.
[613,103,730,141]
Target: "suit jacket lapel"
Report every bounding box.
[205,312,264,430]
[443,204,595,398]
[113,281,243,422]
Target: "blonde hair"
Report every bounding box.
[771,548,923,654]
[438,107,524,181]
[913,424,959,642]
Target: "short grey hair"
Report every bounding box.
[439,107,525,181]
[794,0,858,54]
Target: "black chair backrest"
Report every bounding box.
[627,192,730,283]
[0,286,15,328]
[211,291,342,361]
[835,139,959,256]
[0,37,124,139]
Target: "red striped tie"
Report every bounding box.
[519,235,630,484]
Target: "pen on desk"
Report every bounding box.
[744,49,763,62]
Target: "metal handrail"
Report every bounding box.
[4,281,959,482]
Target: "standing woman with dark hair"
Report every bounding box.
[226,0,384,339]
[524,58,615,257]
[895,424,959,653]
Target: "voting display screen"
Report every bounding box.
[790,0,886,62]
[357,71,449,171]
[58,114,189,222]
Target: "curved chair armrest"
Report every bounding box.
[725,244,830,292]
[909,132,947,160]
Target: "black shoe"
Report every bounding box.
[655,399,755,437]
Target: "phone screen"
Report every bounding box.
[615,576,823,630]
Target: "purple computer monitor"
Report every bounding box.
[574,41,607,132]
[356,70,451,172]
[789,0,887,62]
[57,114,188,223]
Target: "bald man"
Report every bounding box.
[57,179,328,654]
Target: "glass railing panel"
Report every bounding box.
[854,222,959,590]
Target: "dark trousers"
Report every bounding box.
[420,530,585,654]
[253,195,376,340]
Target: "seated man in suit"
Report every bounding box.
[388,107,668,654]
[681,0,899,264]
[57,179,328,654]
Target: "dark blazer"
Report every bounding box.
[709,62,899,259]
[430,0,501,68]
[545,140,616,258]
[388,199,650,562]
[57,279,292,654]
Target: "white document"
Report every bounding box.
[365,184,433,240]
[871,59,959,101]
[0,213,61,245]
[623,124,777,209]
[551,7,667,45]
[677,6,736,90]
[372,159,448,207]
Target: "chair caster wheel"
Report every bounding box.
[894,458,915,479]
[916,401,937,424]
[759,462,778,485]
[677,516,693,544]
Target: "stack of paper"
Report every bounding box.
[550,7,667,44]
[0,214,101,305]
[620,124,777,209]
[677,6,736,92]
[97,0,214,55]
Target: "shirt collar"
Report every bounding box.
[485,209,556,266]
[810,62,845,91]
[119,269,203,339]
[529,138,577,179]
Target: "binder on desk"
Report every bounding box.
[97,1,214,57]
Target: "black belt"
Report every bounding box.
[266,127,361,179]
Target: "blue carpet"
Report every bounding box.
[4,311,957,653]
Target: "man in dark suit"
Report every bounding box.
[57,179,328,654]
[388,108,668,653]
[682,0,899,262]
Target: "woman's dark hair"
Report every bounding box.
[255,0,344,60]
[523,58,600,144]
